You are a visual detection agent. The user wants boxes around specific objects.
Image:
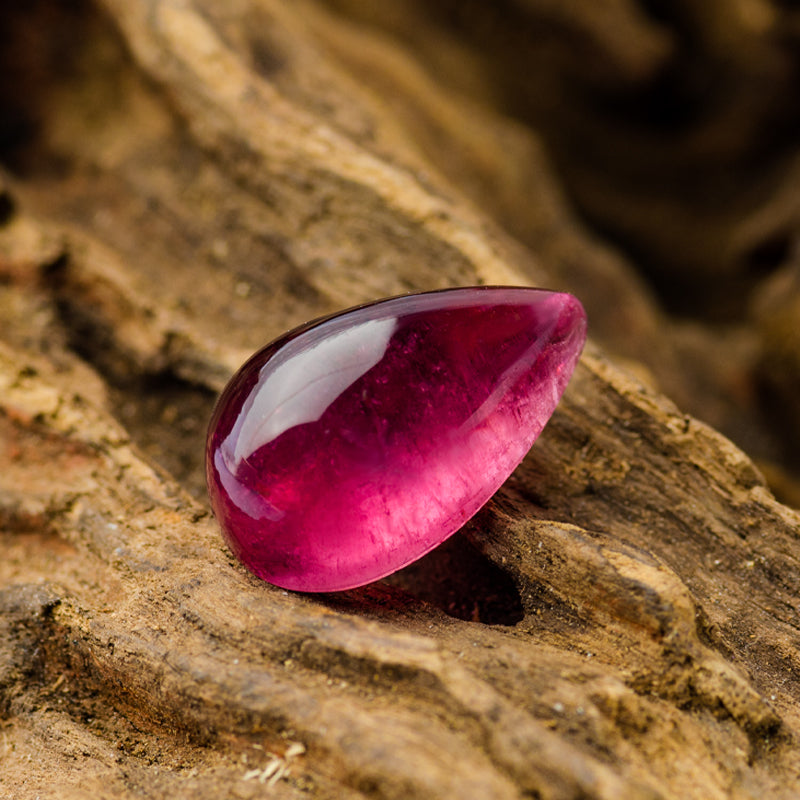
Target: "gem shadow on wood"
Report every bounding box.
[380,531,525,625]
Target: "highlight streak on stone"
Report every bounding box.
[206,287,587,592]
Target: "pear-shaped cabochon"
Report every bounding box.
[207,287,587,592]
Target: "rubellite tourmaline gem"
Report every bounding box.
[206,287,586,592]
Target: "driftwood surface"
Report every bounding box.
[3,1,800,798]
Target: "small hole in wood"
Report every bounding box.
[0,191,15,226]
[746,233,791,277]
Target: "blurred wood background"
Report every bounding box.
[2,1,800,797]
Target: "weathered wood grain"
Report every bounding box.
[2,1,800,798]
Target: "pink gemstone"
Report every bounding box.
[206,287,586,592]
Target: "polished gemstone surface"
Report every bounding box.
[206,287,586,592]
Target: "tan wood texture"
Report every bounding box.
[2,2,800,797]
